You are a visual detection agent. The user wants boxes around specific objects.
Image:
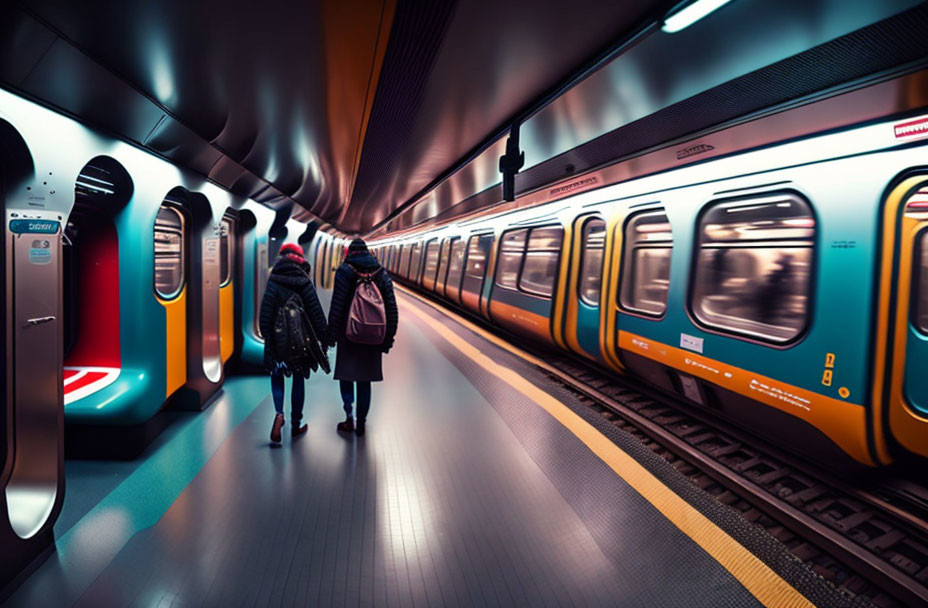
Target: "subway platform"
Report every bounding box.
[0,289,854,607]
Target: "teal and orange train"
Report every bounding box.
[371,74,928,471]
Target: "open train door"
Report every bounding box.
[873,174,928,464]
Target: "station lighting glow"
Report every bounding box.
[662,0,734,33]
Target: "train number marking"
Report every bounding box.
[822,353,835,387]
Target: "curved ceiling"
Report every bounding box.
[1,0,669,233]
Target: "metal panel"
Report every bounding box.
[201,237,221,383]
[6,218,61,539]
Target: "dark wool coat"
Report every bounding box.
[325,251,398,382]
[259,256,328,374]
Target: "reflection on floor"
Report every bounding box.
[2,290,841,607]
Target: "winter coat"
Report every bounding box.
[259,256,328,374]
[325,251,398,382]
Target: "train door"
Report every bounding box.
[445,237,466,304]
[487,225,563,343]
[409,242,423,286]
[160,187,222,408]
[436,239,451,296]
[422,239,439,291]
[400,244,411,279]
[439,237,456,298]
[5,214,62,541]
[199,218,222,386]
[154,200,188,398]
[0,123,66,568]
[460,233,491,315]
[607,208,675,383]
[219,212,237,367]
[62,158,130,408]
[874,177,928,462]
[254,236,269,339]
[559,214,605,361]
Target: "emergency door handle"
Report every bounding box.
[25,316,55,327]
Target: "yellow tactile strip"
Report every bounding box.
[398,290,816,608]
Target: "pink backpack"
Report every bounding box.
[345,268,387,344]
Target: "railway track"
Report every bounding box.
[401,287,928,607]
[542,356,928,608]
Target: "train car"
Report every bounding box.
[1,88,276,446]
[377,76,928,472]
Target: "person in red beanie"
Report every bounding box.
[258,242,328,443]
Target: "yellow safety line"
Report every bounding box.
[396,286,814,608]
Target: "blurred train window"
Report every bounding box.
[579,217,606,306]
[154,205,186,299]
[916,230,928,334]
[620,210,672,316]
[691,193,815,343]
[447,238,466,291]
[496,229,528,290]
[410,242,423,281]
[400,245,411,278]
[424,239,440,284]
[220,217,234,286]
[437,239,451,290]
[465,235,488,280]
[520,226,564,298]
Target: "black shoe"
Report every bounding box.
[292,422,308,438]
[337,416,354,433]
[355,419,366,437]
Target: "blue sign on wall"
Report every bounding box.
[9,219,60,234]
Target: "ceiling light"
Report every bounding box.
[662,0,734,33]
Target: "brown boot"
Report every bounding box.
[270,414,284,444]
[336,416,354,433]
[292,422,308,438]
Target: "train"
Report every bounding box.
[368,71,928,472]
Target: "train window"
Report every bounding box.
[579,218,605,306]
[219,217,233,286]
[465,235,488,280]
[424,239,440,283]
[620,210,672,316]
[496,229,528,290]
[915,231,928,334]
[437,239,452,289]
[447,238,466,290]
[400,245,411,278]
[691,193,815,343]
[520,226,563,298]
[154,205,186,299]
[410,242,423,280]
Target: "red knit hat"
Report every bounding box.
[279,243,304,257]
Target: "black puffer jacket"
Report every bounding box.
[259,256,328,372]
[325,251,398,382]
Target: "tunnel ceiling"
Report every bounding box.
[0,0,668,233]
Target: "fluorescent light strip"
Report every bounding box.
[662,0,734,33]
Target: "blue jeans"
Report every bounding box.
[271,372,305,424]
[340,381,371,422]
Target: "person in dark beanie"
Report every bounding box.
[325,237,398,436]
[259,243,328,444]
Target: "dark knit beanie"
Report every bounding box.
[347,238,368,255]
